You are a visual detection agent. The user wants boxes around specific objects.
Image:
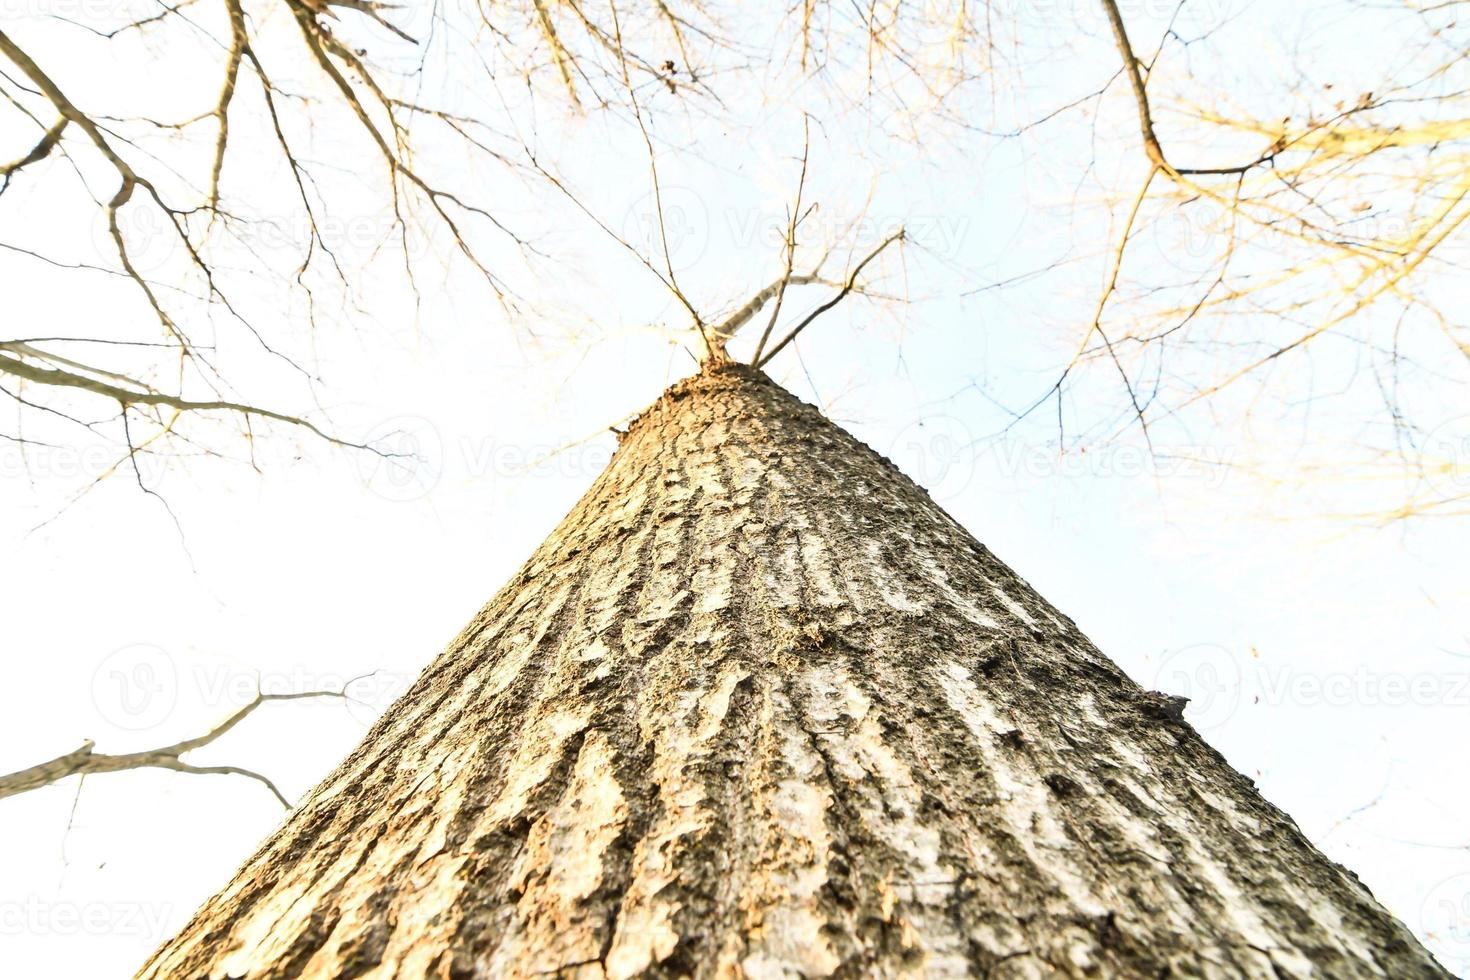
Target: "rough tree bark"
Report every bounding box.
[139,364,1447,979]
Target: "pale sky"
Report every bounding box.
[2,0,1468,976]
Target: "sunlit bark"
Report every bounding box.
[140,365,1446,978]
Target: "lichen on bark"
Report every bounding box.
[140,364,1449,979]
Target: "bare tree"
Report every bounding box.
[3,4,1467,969]
[139,362,1448,978]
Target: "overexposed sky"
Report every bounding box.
[2,0,1468,976]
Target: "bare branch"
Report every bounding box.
[0,346,368,449]
[607,0,712,357]
[755,228,905,369]
[750,119,812,366]
[0,678,378,807]
[0,115,66,192]
[1098,0,1283,177]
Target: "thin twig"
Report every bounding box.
[755,229,905,369]
[0,677,379,808]
[751,119,812,366]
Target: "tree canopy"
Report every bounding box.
[3,0,1467,523]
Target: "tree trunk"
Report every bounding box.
[140,364,1447,979]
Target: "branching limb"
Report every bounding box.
[0,115,66,193]
[1054,166,1158,440]
[750,120,812,366]
[0,345,370,450]
[715,272,831,348]
[754,228,905,369]
[0,677,379,808]
[608,0,712,357]
[532,0,584,108]
[1098,0,1284,177]
[205,0,248,211]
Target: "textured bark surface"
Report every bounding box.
[140,365,1447,979]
